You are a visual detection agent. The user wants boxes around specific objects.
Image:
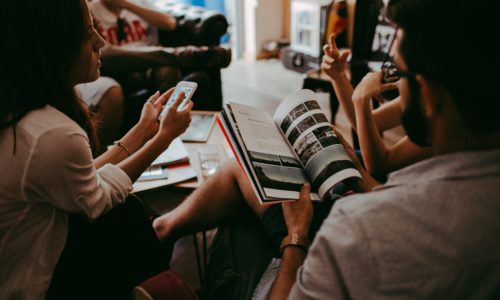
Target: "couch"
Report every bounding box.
[99,2,231,134]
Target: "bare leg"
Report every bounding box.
[94,86,124,150]
[153,159,267,241]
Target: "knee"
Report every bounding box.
[98,86,124,113]
[225,159,243,180]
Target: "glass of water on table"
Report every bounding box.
[198,145,221,178]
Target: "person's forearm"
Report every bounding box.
[94,124,150,169]
[330,73,356,130]
[123,1,176,30]
[118,133,174,182]
[372,97,403,132]
[268,247,307,300]
[354,96,390,177]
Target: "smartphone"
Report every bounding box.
[138,166,169,181]
[158,81,197,120]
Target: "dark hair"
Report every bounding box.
[387,0,500,133]
[0,0,98,151]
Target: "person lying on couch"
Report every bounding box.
[89,0,230,98]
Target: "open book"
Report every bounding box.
[218,89,361,204]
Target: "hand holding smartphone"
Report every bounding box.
[158,81,197,120]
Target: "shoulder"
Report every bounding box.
[19,106,90,161]
[18,105,87,141]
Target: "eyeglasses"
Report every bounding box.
[117,17,126,42]
[382,61,415,82]
[380,28,415,82]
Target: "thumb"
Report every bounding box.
[299,183,311,202]
[340,50,350,62]
[381,82,398,92]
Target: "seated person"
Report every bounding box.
[90,0,230,98]
[75,76,124,153]
[321,33,432,179]
[0,0,193,298]
[154,0,500,298]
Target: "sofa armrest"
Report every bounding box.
[158,5,228,47]
[133,270,199,300]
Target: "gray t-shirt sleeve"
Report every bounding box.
[288,198,377,299]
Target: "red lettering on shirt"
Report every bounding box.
[131,20,148,41]
[97,19,148,46]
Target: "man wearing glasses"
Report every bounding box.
[268,0,500,298]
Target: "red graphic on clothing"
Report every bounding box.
[98,20,148,46]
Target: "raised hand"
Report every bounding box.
[321,34,350,80]
[352,71,398,104]
[158,90,192,141]
[134,90,167,142]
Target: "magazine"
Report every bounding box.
[151,137,189,167]
[218,89,361,204]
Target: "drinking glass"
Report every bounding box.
[198,145,220,178]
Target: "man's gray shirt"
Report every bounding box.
[289,149,500,299]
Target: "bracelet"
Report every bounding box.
[280,243,308,255]
[280,233,310,256]
[113,140,131,156]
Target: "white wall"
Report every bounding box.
[243,0,284,58]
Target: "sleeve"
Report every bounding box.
[288,202,378,299]
[22,126,133,220]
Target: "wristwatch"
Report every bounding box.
[280,233,310,255]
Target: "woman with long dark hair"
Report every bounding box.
[0,0,192,298]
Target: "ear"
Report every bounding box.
[415,74,447,118]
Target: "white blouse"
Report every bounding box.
[0,105,132,299]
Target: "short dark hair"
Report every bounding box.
[387,0,500,133]
[0,0,98,150]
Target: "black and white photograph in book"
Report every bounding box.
[312,113,329,124]
[280,156,303,168]
[288,103,309,121]
[281,115,293,134]
[304,100,321,111]
[312,126,340,148]
[288,127,301,146]
[252,162,308,192]
[248,151,281,165]
[295,133,323,166]
[248,151,302,169]
[311,159,357,191]
[296,116,317,133]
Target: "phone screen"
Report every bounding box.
[159,84,195,119]
[167,86,194,108]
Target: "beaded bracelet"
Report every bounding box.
[113,140,131,157]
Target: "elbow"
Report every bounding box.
[159,17,176,31]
